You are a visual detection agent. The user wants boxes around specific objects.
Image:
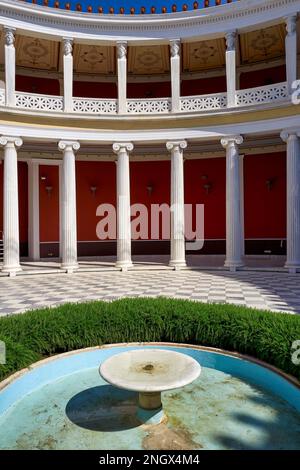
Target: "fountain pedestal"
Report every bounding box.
[99,348,201,423]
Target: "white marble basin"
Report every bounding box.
[99,349,201,395]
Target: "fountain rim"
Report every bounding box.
[0,342,299,393]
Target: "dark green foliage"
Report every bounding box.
[0,298,300,381]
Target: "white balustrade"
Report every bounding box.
[73,97,117,114]
[4,82,289,116]
[15,91,63,112]
[180,92,227,112]
[127,98,171,114]
[236,82,288,107]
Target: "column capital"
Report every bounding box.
[62,37,73,56]
[285,15,297,35]
[0,136,23,148]
[166,140,187,152]
[170,39,181,58]
[58,140,80,153]
[4,27,15,46]
[116,41,127,59]
[280,129,300,142]
[221,135,243,149]
[113,142,134,154]
[225,30,237,52]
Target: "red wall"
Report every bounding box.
[39,165,59,242]
[16,75,60,95]
[240,65,286,89]
[127,82,171,99]
[73,81,118,99]
[76,161,116,241]
[185,158,226,239]
[244,152,286,239]
[0,163,2,236]
[181,76,227,96]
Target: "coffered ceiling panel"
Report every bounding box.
[183,39,226,72]
[240,24,285,64]
[73,44,115,75]
[16,35,59,71]
[128,45,170,75]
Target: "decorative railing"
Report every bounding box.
[15,91,64,112]
[236,82,288,107]
[73,97,117,114]
[180,92,227,112]
[127,98,171,114]
[0,82,289,116]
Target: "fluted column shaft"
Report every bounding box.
[167,140,187,269]
[58,141,80,272]
[28,160,40,261]
[281,131,300,273]
[113,142,133,270]
[0,136,22,275]
[221,135,244,271]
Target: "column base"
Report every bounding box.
[169,260,187,270]
[61,263,79,274]
[139,391,162,411]
[285,262,300,274]
[1,265,22,276]
[224,260,244,272]
[115,260,133,271]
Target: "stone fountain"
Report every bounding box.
[99,349,201,423]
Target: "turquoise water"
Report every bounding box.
[0,346,300,450]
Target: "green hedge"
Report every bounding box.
[0,297,300,381]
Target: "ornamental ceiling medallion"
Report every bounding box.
[16,35,59,70]
[74,44,115,74]
[240,25,285,64]
[183,39,225,72]
[80,46,106,71]
[128,45,169,74]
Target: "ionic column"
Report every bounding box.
[225,31,237,108]
[58,141,80,272]
[117,41,127,114]
[4,27,16,107]
[113,143,133,270]
[285,15,298,94]
[221,135,244,271]
[170,39,181,113]
[63,38,73,113]
[281,131,300,273]
[28,160,40,261]
[167,140,187,269]
[0,136,23,275]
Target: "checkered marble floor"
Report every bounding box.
[0,269,299,316]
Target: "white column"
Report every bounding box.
[170,39,181,113]
[58,141,80,272]
[28,160,40,261]
[281,131,300,273]
[113,142,133,270]
[63,38,73,113]
[225,31,237,108]
[117,41,127,114]
[4,27,16,107]
[0,136,23,275]
[285,15,297,94]
[239,154,245,257]
[221,135,244,271]
[167,140,187,269]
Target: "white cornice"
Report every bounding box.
[0,0,298,44]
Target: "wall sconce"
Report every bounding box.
[147,184,154,196]
[45,186,53,197]
[266,178,276,191]
[203,183,212,194]
[90,185,97,196]
[40,175,47,181]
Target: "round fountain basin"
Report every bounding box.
[0,344,300,450]
[99,349,201,392]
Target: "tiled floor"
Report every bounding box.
[0,269,299,316]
